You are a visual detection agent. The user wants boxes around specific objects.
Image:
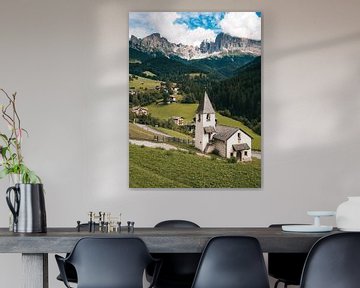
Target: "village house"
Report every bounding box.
[171,116,184,126]
[131,106,148,116]
[195,92,252,161]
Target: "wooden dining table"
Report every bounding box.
[0,226,339,288]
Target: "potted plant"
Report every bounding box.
[0,89,40,183]
[0,88,46,233]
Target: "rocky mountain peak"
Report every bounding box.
[130,35,140,45]
[129,32,261,60]
[200,32,261,55]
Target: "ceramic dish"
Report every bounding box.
[282,225,333,233]
[307,211,336,217]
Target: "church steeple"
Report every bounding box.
[195,91,217,152]
[196,91,215,114]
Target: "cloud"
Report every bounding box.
[219,12,261,40]
[129,12,261,47]
[129,12,216,46]
[129,12,156,39]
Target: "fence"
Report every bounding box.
[153,135,195,146]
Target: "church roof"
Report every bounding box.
[196,91,215,114]
[233,143,250,151]
[213,125,239,141]
[204,126,216,134]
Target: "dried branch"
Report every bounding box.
[0,88,41,183]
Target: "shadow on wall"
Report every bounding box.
[265,29,360,211]
[269,31,360,60]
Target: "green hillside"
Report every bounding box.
[129,47,256,79]
[146,103,261,150]
[129,75,161,91]
[129,123,156,140]
[209,56,261,134]
[155,127,192,140]
[129,48,205,78]
[129,47,152,63]
[189,54,256,78]
[129,144,261,188]
[147,103,198,122]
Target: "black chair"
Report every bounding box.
[191,236,270,288]
[56,262,77,284]
[268,224,308,288]
[56,223,99,284]
[147,220,201,288]
[300,232,360,288]
[55,237,160,288]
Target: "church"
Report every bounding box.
[194,92,252,162]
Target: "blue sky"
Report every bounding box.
[174,12,261,32]
[174,12,226,32]
[129,12,261,46]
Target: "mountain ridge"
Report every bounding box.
[129,32,261,60]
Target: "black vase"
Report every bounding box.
[6,183,47,233]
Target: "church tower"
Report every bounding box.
[195,92,216,152]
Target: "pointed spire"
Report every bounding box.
[196,91,215,114]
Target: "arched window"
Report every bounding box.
[206,114,211,121]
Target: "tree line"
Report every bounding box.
[209,57,261,134]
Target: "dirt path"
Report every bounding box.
[252,151,261,159]
[131,125,262,159]
[129,139,178,150]
[135,124,169,137]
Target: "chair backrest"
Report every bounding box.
[67,237,154,288]
[151,220,201,286]
[191,236,269,288]
[155,220,200,228]
[300,232,360,288]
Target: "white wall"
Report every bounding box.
[0,0,360,287]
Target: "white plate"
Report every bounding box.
[307,211,336,217]
[282,225,333,232]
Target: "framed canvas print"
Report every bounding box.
[129,12,261,188]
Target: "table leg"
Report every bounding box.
[22,253,48,288]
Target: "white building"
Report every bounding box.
[194,92,252,161]
[171,116,184,126]
[131,106,148,116]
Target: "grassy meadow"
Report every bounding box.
[129,75,161,90]
[129,144,261,188]
[154,127,193,140]
[147,103,198,121]
[129,123,156,141]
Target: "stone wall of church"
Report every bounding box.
[214,140,226,157]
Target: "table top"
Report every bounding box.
[0,227,340,254]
